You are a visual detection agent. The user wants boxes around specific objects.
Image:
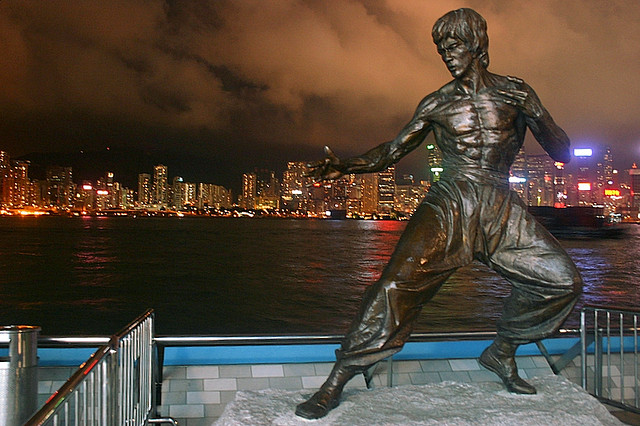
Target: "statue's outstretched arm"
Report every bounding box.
[306,104,432,182]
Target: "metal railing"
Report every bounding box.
[581,306,640,414]
[26,309,177,426]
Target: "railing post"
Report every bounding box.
[107,346,120,426]
[581,309,587,389]
[594,326,603,397]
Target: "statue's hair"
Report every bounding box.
[432,8,489,68]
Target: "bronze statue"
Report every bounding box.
[296,8,583,420]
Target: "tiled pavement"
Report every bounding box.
[36,354,639,426]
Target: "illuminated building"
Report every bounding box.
[526,154,555,206]
[509,149,527,199]
[0,151,10,206]
[172,176,186,209]
[281,162,309,211]
[5,160,32,207]
[395,175,428,216]
[377,166,396,214]
[241,172,257,209]
[198,183,232,209]
[78,182,95,209]
[254,169,280,210]
[153,164,169,206]
[345,174,363,217]
[573,148,594,205]
[360,173,377,214]
[137,173,151,206]
[426,144,443,183]
[630,164,640,209]
[553,162,568,207]
[46,166,74,208]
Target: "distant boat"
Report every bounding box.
[528,206,627,239]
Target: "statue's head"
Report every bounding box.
[432,8,489,69]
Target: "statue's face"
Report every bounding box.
[437,37,474,78]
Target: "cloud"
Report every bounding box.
[0,0,639,182]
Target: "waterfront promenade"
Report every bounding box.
[36,348,636,425]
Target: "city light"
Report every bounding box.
[82,184,93,190]
[509,176,526,183]
[578,182,591,191]
[573,148,593,157]
[604,189,620,197]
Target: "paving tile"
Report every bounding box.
[392,360,422,373]
[219,365,252,378]
[169,404,204,418]
[409,372,441,385]
[187,366,220,379]
[420,359,452,372]
[449,359,480,371]
[301,376,325,389]
[237,377,270,390]
[187,390,221,404]
[251,364,284,378]
[283,363,316,377]
[439,371,471,382]
[169,378,204,392]
[160,391,186,405]
[468,370,498,382]
[269,376,303,390]
[203,378,237,391]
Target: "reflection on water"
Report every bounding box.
[0,216,638,335]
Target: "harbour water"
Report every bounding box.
[0,216,638,336]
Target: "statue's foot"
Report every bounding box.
[295,387,341,419]
[479,343,537,395]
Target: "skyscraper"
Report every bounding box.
[137,173,151,206]
[46,166,74,208]
[377,166,396,214]
[282,162,309,211]
[153,165,168,206]
[630,164,640,209]
[241,172,257,209]
[426,144,443,183]
[526,154,555,207]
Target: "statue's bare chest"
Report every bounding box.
[431,92,519,138]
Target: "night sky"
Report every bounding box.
[1,1,639,190]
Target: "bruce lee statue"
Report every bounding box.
[296,8,583,420]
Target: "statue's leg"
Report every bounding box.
[480,191,582,393]
[296,193,469,419]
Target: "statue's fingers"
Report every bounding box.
[324,145,339,162]
[507,75,524,84]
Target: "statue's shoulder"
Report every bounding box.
[491,73,533,91]
[415,82,453,114]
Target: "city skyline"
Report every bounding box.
[2,141,639,218]
[1,1,639,188]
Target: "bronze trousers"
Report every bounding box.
[338,174,583,368]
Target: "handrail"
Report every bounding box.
[26,309,165,426]
[26,345,112,424]
[35,328,582,348]
[581,305,640,414]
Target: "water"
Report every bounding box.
[0,216,638,336]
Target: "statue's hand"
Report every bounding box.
[304,146,345,183]
[497,76,543,119]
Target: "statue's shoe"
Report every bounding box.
[295,388,341,419]
[479,344,537,395]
